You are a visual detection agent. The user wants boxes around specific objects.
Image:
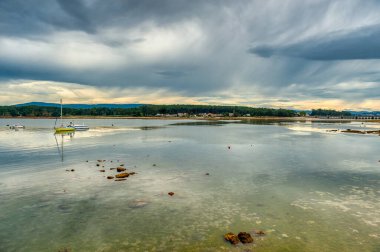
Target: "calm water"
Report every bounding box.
[0,119,379,252]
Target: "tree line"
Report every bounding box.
[0,104,296,117]
[0,105,351,117]
[310,109,351,117]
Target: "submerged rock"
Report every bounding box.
[115,173,129,178]
[96,164,100,167]
[117,167,126,172]
[115,178,126,181]
[110,168,116,170]
[366,130,380,134]
[70,169,75,172]
[205,173,210,175]
[99,169,105,172]
[253,230,265,236]
[107,176,114,179]
[238,232,253,243]
[57,204,71,211]
[341,129,365,134]
[119,164,125,166]
[168,192,175,196]
[224,232,239,245]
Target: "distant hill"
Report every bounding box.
[15,102,144,109]
[347,111,380,116]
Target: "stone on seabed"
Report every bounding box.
[115,178,126,181]
[117,167,126,172]
[238,232,254,243]
[115,173,129,178]
[254,230,265,236]
[224,232,239,245]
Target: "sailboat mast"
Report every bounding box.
[60,99,63,126]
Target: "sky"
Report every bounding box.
[0,0,380,110]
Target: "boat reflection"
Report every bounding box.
[54,132,74,162]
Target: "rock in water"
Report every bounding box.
[99,169,105,172]
[224,232,239,245]
[117,167,126,172]
[238,232,253,243]
[254,230,265,236]
[115,173,129,178]
[115,178,126,181]
[107,176,114,179]
[168,192,175,196]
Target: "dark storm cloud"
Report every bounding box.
[56,0,95,33]
[0,0,219,36]
[1,0,380,106]
[249,24,380,60]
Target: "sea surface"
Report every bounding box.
[0,118,379,252]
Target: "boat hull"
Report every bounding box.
[72,125,89,131]
[55,127,75,133]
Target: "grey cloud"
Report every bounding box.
[0,0,223,37]
[249,24,380,60]
[56,0,95,33]
[1,0,380,105]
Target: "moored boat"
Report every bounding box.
[68,123,89,131]
[55,99,75,134]
[9,123,25,129]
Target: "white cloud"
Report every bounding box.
[1,80,379,111]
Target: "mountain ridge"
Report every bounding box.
[14,102,144,109]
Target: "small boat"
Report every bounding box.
[9,123,25,129]
[68,122,89,131]
[55,99,75,133]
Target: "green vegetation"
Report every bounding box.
[0,105,352,118]
[0,104,296,117]
[310,109,351,117]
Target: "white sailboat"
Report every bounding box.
[54,99,75,133]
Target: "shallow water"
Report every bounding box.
[0,119,379,252]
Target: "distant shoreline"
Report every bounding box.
[1,116,380,122]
